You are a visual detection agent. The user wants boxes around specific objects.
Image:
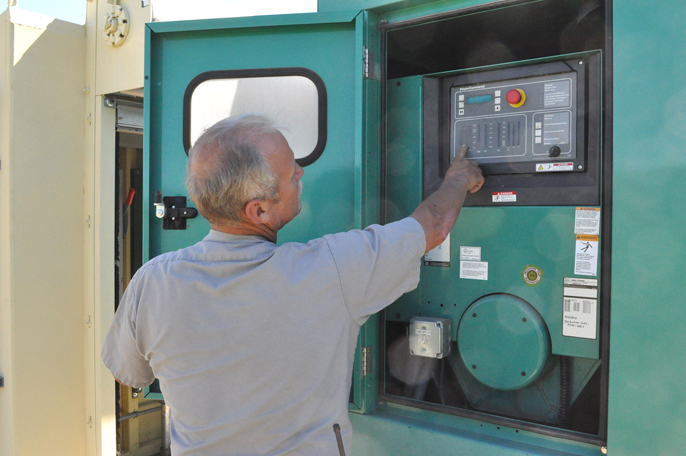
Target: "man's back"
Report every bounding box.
[103,219,425,455]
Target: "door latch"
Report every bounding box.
[155,191,198,230]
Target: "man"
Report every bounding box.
[102,114,483,455]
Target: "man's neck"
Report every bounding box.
[210,220,278,243]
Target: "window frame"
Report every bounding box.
[182,67,328,167]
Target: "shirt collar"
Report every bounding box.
[204,229,270,244]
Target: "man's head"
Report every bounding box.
[186,115,304,234]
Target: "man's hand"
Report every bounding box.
[410,145,484,252]
[445,144,485,194]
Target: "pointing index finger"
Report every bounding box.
[455,144,469,160]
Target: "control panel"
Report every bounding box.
[422,55,601,206]
[451,73,577,165]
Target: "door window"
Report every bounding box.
[183,69,327,166]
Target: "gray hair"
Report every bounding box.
[186,114,281,224]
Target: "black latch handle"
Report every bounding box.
[154,193,198,230]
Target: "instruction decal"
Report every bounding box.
[574,234,598,276]
[536,162,574,172]
[523,265,543,286]
[492,191,516,203]
[460,261,488,280]
[563,297,597,339]
[425,233,450,267]
[460,246,481,261]
[575,207,600,235]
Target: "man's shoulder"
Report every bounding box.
[132,239,214,282]
[322,218,424,244]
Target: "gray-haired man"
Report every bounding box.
[102,115,483,456]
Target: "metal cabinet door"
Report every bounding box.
[143,10,381,412]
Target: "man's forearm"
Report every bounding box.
[409,144,483,253]
[410,177,471,253]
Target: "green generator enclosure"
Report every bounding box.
[143,0,686,455]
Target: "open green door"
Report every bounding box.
[142,10,381,413]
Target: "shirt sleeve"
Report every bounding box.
[101,273,156,388]
[323,217,426,326]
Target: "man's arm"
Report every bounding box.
[410,144,484,253]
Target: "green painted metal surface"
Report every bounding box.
[457,294,552,391]
[351,403,603,455]
[143,10,381,411]
[146,14,361,256]
[608,1,686,455]
[386,75,601,361]
[382,48,603,444]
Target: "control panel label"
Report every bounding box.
[459,246,481,261]
[575,207,601,235]
[574,234,599,276]
[536,162,574,172]
[563,297,597,339]
[543,80,572,108]
[492,191,516,202]
[460,261,488,280]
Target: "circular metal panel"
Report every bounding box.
[457,294,551,391]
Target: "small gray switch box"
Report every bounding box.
[409,317,452,359]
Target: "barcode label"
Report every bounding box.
[563,297,597,339]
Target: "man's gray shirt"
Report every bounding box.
[102,217,425,455]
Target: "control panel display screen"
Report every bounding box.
[450,72,577,165]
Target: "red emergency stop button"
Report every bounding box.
[507,89,526,108]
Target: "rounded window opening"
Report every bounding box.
[184,68,327,166]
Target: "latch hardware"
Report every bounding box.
[155,191,198,230]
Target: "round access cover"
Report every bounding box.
[457,294,551,391]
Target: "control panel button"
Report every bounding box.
[548,145,561,157]
[506,89,521,104]
[506,89,526,108]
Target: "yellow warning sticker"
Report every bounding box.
[576,234,599,242]
[575,235,599,276]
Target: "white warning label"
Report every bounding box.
[563,297,597,339]
[575,207,601,235]
[574,234,598,276]
[459,261,488,280]
[459,246,481,261]
[536,162,574,172]
[563,277,598,287]
[425,233,451,267]
[492,191,516,202]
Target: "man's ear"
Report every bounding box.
[244,198,272,225]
